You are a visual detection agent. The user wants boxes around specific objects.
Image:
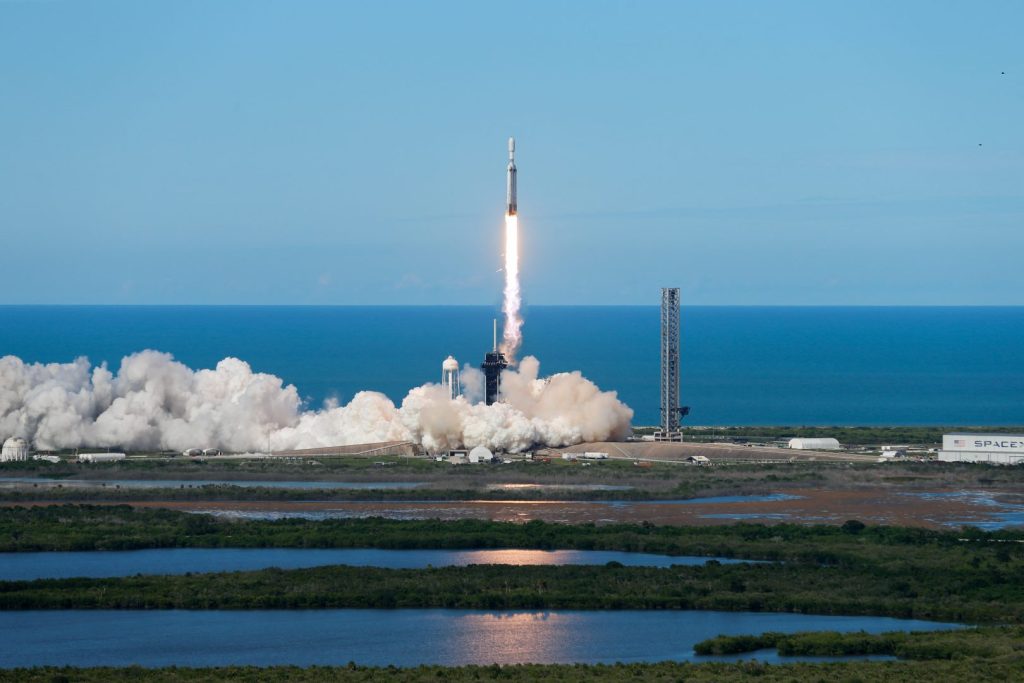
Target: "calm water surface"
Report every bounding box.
[2,305,1022,424]
[0,548,753,581]
[0,610,962,667]
[905,491,1024,530]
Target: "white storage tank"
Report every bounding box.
[1,437,30,462]
[468,446,493,464]
[788,438,841,450]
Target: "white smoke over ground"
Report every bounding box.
[0,351,632,454]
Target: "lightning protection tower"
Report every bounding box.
[659,287,687,440]
[441,356,461,400]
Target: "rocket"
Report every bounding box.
[506,137,517,216]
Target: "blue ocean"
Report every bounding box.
[0,306,1021,426]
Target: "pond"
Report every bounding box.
[904,491,1024,530]
[0,609,962,667]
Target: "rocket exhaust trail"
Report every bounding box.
[502,213,521,360]
[501,137,522,361]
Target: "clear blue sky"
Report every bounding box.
[1,1,1021,305]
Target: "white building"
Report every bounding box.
[1,437,30,462]
[788,437,841,450]
[939,434,1024,465]
[468,446,494,464]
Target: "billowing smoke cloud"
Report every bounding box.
[0,351,632,453]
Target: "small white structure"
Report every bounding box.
[202,448,221,456]
[32,455,61,464]
[686,455,711,466]
[78,453,127,463]
[788,438,841,451]
[441,356,461,400]
[939,434,1024,465]
[561,453,578,461]
[1,437,30,462]
[580,452,609,460]
[182,448,203,457]
[468,446,494,464]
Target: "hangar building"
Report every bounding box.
[938,434,1024,465]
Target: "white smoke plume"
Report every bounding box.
[0,351,633,454]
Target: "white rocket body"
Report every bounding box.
[506,137,517,216]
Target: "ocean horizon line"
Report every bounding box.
[2,304,1022,309]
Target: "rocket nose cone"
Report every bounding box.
[508,137,515,155]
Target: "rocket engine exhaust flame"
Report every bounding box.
[500,136,522,362]
[501,213,522,361]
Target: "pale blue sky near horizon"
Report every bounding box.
[1,0,1021,306]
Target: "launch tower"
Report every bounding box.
[658,287,689,439]
[481,319,508,405]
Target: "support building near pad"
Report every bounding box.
[938,434,1024,465]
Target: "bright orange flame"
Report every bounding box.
[501,213,522,361]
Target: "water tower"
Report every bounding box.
[441,356,461,400]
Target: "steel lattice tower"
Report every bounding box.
[660,288,681,435]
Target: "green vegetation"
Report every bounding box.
[3,652,1024,682]
[4,504,1024,557]
[695,625,1022,659]
[3,509,1024,679]
[0,484,665,503]
[3,560,1022,621]
[2,509,1024,621]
